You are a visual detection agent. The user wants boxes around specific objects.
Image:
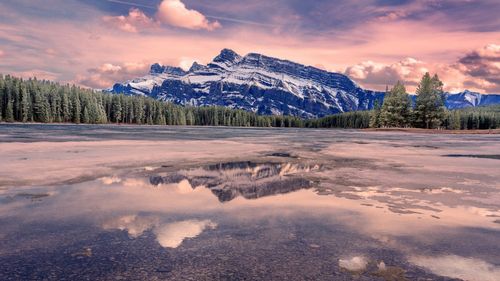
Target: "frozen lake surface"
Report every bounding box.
[1,124,499,280]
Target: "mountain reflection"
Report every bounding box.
[149,161,319,202]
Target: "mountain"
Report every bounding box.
[443,90,500,109]
[112,49,384,118]
[111,49,500,118]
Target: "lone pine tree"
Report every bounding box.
[414,73,445,129]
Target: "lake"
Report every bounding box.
[1,124,499,280]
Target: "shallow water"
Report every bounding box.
[1,124,499,280]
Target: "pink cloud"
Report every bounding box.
[1,1,498,94]
[76,62,149,89]
[103,8,158,33]
[0,49,4,57]
[458,44,500,91]
[428,44,500,93]
[44,48,57,57]
[11,69,59,81]
[345,57,429,91]
[345,44,500,93]
[156,0,221,31]
[435,63,496,93]
[376,11,409,22]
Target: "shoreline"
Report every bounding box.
[364,127,500,134]
[2,122,500,134]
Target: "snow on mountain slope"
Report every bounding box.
[444,90,500,109]
[111,49,500,118]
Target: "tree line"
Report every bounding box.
[441,105,500,130]
[1,74,499,130]
[0,75,303,127]
[368,72,500,130]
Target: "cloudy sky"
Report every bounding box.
[0,0,498,93]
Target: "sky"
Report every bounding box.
[0,0,498,93]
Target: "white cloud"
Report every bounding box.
[410,255,500,281]
[102,1,221,32]
[156,0,221,31]
[178,57,196,71]
[103,8,158,33]
[154,219,217,248]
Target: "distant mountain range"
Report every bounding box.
[111,49,500,118]
[443,90,500,109]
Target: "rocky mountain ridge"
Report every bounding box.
[111,49,500,117]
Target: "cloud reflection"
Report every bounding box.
[410,255,500,281]
[338,256,368,272]
[154,219,217,248]
[103,215,216,248]
[102,215,159,238]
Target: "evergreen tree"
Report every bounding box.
[5,100,14,122]
[177,108,186,125]
[82,107,90,123]
[414,73,445,129]
[369,100,382,128]
[72,91,81,123]
[20,85,30,122]
[186,109,195,125]
[379,81,412,127]
[134,98,144,124]
[2,77,15,122]
[448,111,461,130]
[61,89,71,122]
[0,75,3,122]
[11,79,20,121]
[111,95,122,123]
[33,91,51,123]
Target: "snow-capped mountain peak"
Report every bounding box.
[213,48,242,64]
[149,63,186,76]
[444,90,500,109]
[111,49,500,117]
